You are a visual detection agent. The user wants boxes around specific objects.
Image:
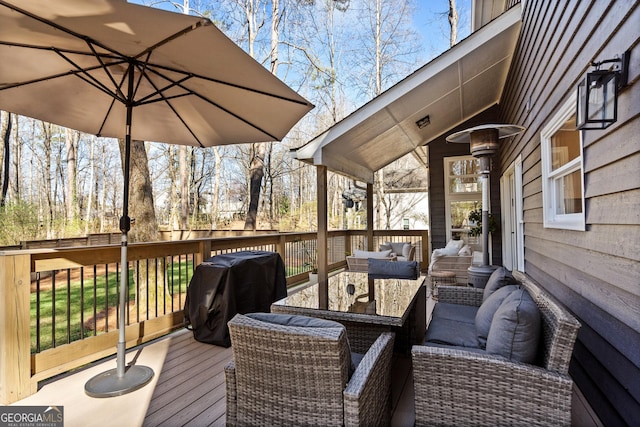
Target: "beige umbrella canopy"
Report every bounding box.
[0,0,312,146]
[0,0,312,397]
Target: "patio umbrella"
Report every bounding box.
[0,0,312,397]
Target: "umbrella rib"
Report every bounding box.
[84,42,129,102]
[133,19,209,62]
[55,48,128,104]
[131,63,204,147]
[149,62,311,106]
[143,66,282,141]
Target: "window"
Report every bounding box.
[541,96,585,230]
[444,156,482,250]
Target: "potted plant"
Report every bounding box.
[303,246,318,282]
[468,208,497,237]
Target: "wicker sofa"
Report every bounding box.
[347,242,416,272]
[225,312,395,426]
[412,269,581,426]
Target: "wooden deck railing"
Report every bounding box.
[0,229,428,404]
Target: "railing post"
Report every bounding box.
[366,184,374,250]
[275,234,286,261]
[196,239,212,265]
[420,230,430,271]
[0,253,32,404]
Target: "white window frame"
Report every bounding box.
[541,96,586,231]
[444,156,482,243]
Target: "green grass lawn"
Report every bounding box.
[31,259,194,353]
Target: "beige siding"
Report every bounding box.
[497,0,640,423]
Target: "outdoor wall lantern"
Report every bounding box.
[576,50,630,130]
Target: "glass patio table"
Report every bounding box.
[271,271,426,353]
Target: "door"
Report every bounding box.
[500,156,524,271]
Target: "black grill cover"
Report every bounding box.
[183,250,287,346]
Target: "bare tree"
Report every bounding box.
[449,0,458,47]
[0,111,11,206]
[118,139,170,317]
[65,128,79,222]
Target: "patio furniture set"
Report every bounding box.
[346,241,417,272]
[223,262,581,426]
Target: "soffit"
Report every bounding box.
[290,4,521,183]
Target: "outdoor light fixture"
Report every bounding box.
[447,124,525,287]
[416,115,431,129]
[577,51,630,130]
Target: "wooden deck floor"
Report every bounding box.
[12,311,602,426]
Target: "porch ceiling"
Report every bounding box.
[290,5,522,183]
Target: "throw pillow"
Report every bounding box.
[483,266,518,302]
[368,259,419,279]
[379,243,392,251]
[475,284,520,348]
[353,249,392,259]
[458,245,472,256]
[441,239,464,256]
[402,243,412,259]
[485,288,542,364]
[387,241,410,255]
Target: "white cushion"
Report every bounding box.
[353,249,392,258]
[441,239,464,256]
[458,245,472,256]
[402,243,412,258]
[387,241,409,255]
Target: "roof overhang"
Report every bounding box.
[290,4,522,183]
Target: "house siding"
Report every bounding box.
[427,107,504,265]
[498,0,640,425]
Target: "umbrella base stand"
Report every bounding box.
[84,365,154,398]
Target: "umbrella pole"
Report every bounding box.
[85,68,154,397]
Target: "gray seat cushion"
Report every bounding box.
[431,302,478,325]
[424,318,479,348]
[245,312,356,375]
[367,259,419,279]
[246,312,343,329]
[475,284,520,348]
[485,288,542,363]
[483,267,518,301]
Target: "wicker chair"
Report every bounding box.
[428,252,474,286]
[412,270,581,426]
[225,312,395,426]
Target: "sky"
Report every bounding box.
[412,0,472,58]
[129,0,472,66]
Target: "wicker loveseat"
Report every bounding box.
[412,269,581,426]
[225,312,395,426]
[427,239,474,286]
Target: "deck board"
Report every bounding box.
[12,322,599,426]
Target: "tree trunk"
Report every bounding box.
[211,146,221,229]
[1,111,11,207]
[85,136,95,234]
[244,143,265,230]
[118,138,169,319]
[65,128,79,222]
[12,115,20,200]
[179,145,188,229]
[40,122,54,238]
[449,0,458,47]
[243,0,276,230]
